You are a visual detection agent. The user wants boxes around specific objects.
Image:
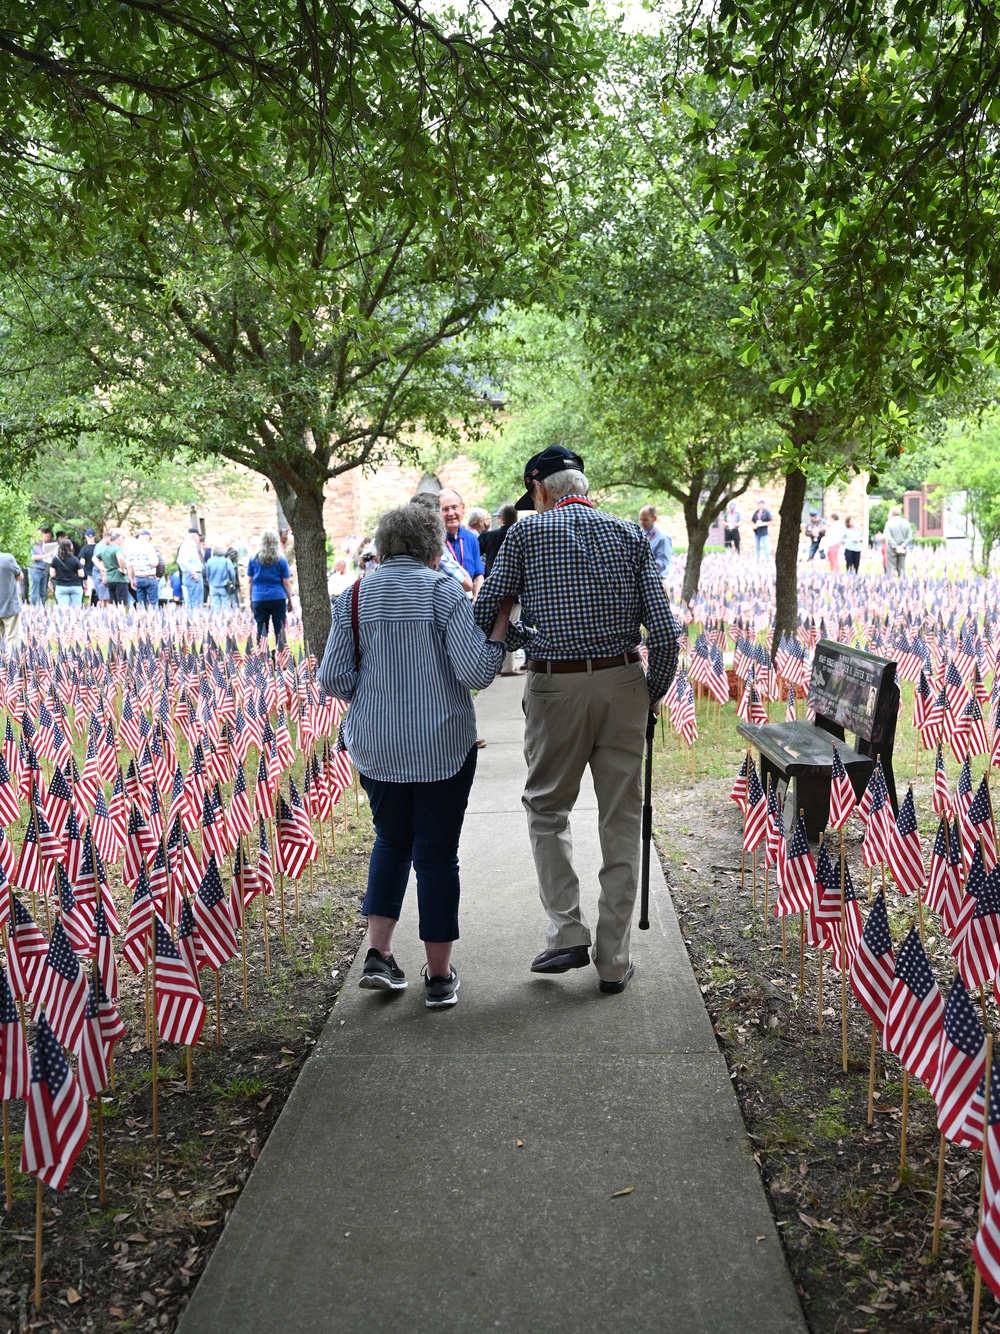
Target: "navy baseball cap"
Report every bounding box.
[515,446,585,511]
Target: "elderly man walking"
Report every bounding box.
[475,446,680,993]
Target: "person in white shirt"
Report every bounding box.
[328,557,353,598]
[176,527,205,609]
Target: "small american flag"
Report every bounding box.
[122,868,155,976]
[73,978,108,1101]
[827,747,855,831]
[153,915,206,1048]
[936,975,985,1148]
[774,814,814,917]
[729,755,749,815]
[932,743,951,817]
[972,1055,1000,1301]
[8,893,48,1004]
[742,759,767,853]
[0,964,30,1100]
[968,775,998,873]
[21,1014,89,1190]
[36,918,88,1053]
[849,891,895,1030]
[884,927,945,1092]
[886,786,925,896]
[193,856,238,970]
[952,855,1000,991]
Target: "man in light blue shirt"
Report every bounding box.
[639,505,673,580]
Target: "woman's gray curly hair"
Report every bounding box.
[256,529,281,566]
[374,505,445,564]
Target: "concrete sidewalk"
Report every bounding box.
[180,677,805,1333]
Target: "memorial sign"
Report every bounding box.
[806,642,891,743]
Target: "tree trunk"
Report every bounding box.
[681,497,712,605]
[771,467,807,658]
[270,475,331,658]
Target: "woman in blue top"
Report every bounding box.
[205,544,237,612]
[246,530,293,642]
[320,505,511,1008]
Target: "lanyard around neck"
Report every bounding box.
[553,496,595,511]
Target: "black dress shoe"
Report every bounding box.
[530,945,591,973]
[599,963,635,994]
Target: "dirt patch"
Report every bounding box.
[653,744,1000,1334]
[0,814,371,1334]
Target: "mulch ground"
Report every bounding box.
[0,812,371,1334]
[652,735,1000,1334]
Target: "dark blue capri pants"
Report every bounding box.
[358,746,478,942]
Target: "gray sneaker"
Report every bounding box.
[422,965,460,1008]
[358,947,407,991]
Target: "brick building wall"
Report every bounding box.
[136,454,487,564]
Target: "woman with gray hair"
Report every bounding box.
[320,504,512,1008]
[247,528,293,642]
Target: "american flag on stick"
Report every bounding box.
[886,786,925,897]
[849,891,895,1031]
[884,927,945,1092]
[774,814,814,918]
[0,964,30,1100]
[827,746,855,831]
[972,1051,1000,1302]
[153,915,206,1047]
[21,1013,89,1191]
[936,974,986,1148]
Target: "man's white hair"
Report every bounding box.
[539,468,589,499]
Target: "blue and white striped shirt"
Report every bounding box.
[318,557,504,783]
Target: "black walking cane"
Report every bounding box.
[638,710,658,930]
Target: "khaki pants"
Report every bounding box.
[522,660,648,982]
[0,614,21,648]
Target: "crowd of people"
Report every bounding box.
[5,521,299,643]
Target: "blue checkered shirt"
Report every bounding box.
[474,503,680,704]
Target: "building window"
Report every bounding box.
[416,474,442,495]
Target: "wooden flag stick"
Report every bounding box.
[899,1069,909,1176]
[1,1101,10,1212]
[817,949,824,1033]
[839,830,848,1074]
[328,806,336,855]
[95,1094,107,1206]
[261,886,270,978]
[932,1132,947,1258]
[972,1032,994,1334]
[799,909,805,993]
[186,1046,193,1089]
[294,872,300,922]
[752,845,757,910]
[33,1177,43,1311]
[151,944,158,1144]
[238,852,248,1011]
[781,913,786,965]
[867,1024,877,1126]
[215,970,222,1048]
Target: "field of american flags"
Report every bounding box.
[649,556,1000,1334]
[0,602,373,1330]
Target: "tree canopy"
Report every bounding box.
[0,0,600,650]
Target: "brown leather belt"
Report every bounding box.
[526,652,641,674]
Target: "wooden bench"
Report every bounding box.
[736,639,899,840]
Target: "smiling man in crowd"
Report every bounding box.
[439,489,486,600]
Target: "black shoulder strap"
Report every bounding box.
[351,578,362,670]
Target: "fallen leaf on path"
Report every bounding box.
[66,1287,81,1304]
[515,1139,523,1148]
[611,1186,634,1198]
[258,1094,272,1111]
